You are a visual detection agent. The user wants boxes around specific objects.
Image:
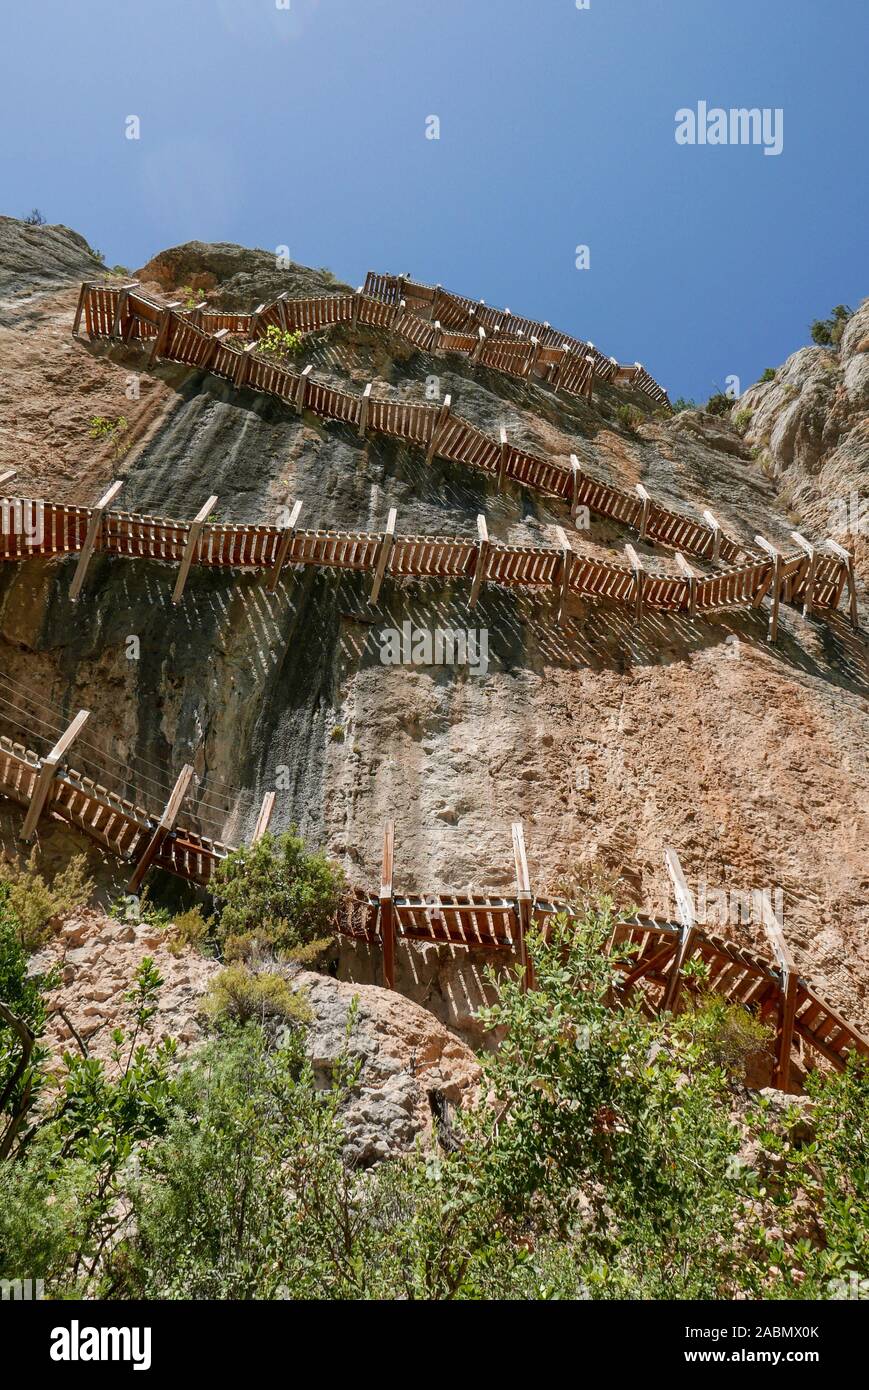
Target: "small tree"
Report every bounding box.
[23,209,46,226]
[212,829,345,959]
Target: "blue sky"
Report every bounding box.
[1,0,865,402]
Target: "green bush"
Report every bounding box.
[759,367,776,383]
[733,407,753,431]
[203,964,310,1029]
[615,402,643,432]
[704,392,732,417]
[212,829,345,959]
[256,324,303,361]
[811,304,852,348]
[0,851,92,953]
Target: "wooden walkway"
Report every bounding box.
[8,279,852,636]
[0,726,865,1089]
[0,476,855,631]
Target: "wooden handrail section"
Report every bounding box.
[0,732,865,1090]
[64,281,858,634]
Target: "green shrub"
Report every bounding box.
[167,906,212,956]
[212,829,345,958]
[88,415,129,461]
[671,396,696,413]
[811,304,852,347]
[733,407,752,431]
[759,367,776,383]
[704,392,732,416]
[615,402,643,432]
[256,324,303,361]
[0,852,93,953]
[203,964,310,1029]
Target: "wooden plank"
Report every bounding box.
[702,509,722,562]
[569,454,582,518]
[68,480,124,602]
[425,395,452,465]
[512,821,534,990]
[295,363,313,412]
[370,507,397,604]
[758,892,797,1090]
[172,496,218,604]
[635,483,651,541]
[72,282,91,336]
[127,764,194,894]
[826,538,859,629]
[0,468,18,489]
[661,847,697,1012]
[553,525,573,623]
[754,535,784,643]
[20,710,91,841]
[675,551,697,617]
[252,791,276,843]
[469,513,489,608]
[625,544,645,622]
[267,498,303,593]
[110,287,131,340]
[472,325,486,362]
[148,302,181,365]
[498,425,509,489]
[380,820,396,989]
[790,531,816,616]
[358,382,372,439]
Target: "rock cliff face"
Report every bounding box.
[30,910,480,1165]
[1,221,867,1046]
[734,301,869,582]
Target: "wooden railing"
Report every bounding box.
[57,282,861,633]
[1,726,865,1088]
[0,481,854,629]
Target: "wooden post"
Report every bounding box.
[110,287,131,340]
[569,454,582,519]
[553,525,573,624]
[498,426,509,490]
[358,382,372,439]
[432,320,443,351]
[754,535,784,643]
[512,822,534,991]
[702,509,722,563]
[172,496,218,604]
[252,791,276,842]
[295,363,313,412]
[234,342,256,389]
[661,847,697,1012]
[267,498,302,593]
[472,325,486,362]
[370,507,397,605]
[425,394,451,466]
[625,544,645,622]
[379,820,396,990]
[276,293,289,331]
[250,303,265,337]
[759,892,797,1091]
[790,532,816,616]
[68,480,124,602]
[675,551,698,618]
[72,283,91,336]
[148,302,181,366]
[526,336,541,377]
[127,764,194,894]
[469,513,489,608]
[826,537,859,629]
[203,327,229,371]
[391,297,405,330]
[635,483,651,541]
[352,288,363,329]
[583,354,595,399]
[20,710,90,842]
